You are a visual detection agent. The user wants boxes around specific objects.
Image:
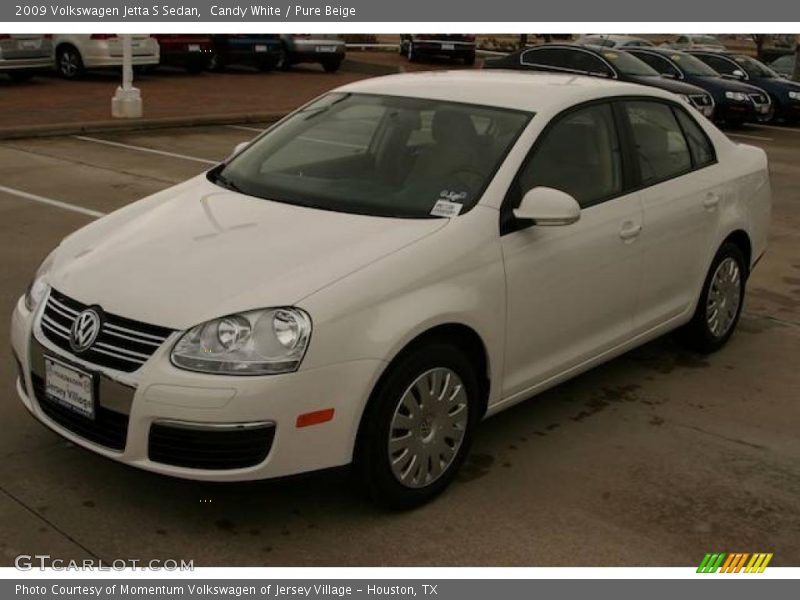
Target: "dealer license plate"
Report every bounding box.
[45,357,95,419]
[758,105,770,114]
[18,39,41,50]
[316,45,337,53]
[255,45,267,53]
[188,44,201,52]
[441,43,455,51]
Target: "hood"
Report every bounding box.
[694,76,767,94]
[49,176,446,329]
[627,74,707,96]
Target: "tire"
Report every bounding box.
[355,340,480,509]
[275,45,289,71]
[186,60,206,74]
[463,52,476,66]
[322,58,341,73]
[56,45,85,79]
[677,242,747,354]
[208,53,224,72]
[407,42,418,63]
[8,70,33,83]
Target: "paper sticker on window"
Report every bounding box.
[431,199,463,218]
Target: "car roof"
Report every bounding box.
[336,70,677,113]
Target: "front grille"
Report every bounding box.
[31,372,129,450]
[749,92,770,106]
[40,289,174,373]
[690,94,713,107]
[149,422,275,470]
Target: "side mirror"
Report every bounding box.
[513,187,581,226]
[732,69,746,80]
[233,141,250,156]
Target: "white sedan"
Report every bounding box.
[11,71,771,508]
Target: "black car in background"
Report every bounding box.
[277,35,346,72]
[210,34,282,71]
[400,34,476,65]
[627,47,773,126]
[688,50,800,124]
[485,44,715,118]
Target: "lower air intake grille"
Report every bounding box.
[148,422,275,470]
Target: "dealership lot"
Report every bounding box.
[0,122,798,566]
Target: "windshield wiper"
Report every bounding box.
[210,170,243,193]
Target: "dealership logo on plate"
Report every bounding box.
[70,309,102,353]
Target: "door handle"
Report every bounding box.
[703,192,721,210]
[619,221,642,242]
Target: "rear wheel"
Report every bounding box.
[678,242,747,353]
[463,52,476,66]
[355,340,479,509]
[57,45,84,79]
[322,58,341,73]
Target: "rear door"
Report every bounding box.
[620,99,724,331]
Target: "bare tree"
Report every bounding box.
[751,34,768,59]
[518,34,528,49]
[794,34,800,81]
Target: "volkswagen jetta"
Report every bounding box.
[11,72,771,508]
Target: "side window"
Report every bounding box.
[624,101,692,185]
[518,103,623,208]
[635,53,680,78]
[674,107,716,167]
[521,48,569,69]
[699,55,736,76]
[569,51,613,77]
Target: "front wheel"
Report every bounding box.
[57,45,85,79]
[355,341,479,509]
[678,242,747,353]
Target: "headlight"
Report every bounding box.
[725,91,747,101]
[171,308,311,375]
[24,251,56,312]
[789,91,800,100]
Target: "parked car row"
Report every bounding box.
[0,34,347,81]
[485,43,800,125]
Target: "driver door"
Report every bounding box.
[500,101,644,398]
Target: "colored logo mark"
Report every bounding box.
[697,553,773,573]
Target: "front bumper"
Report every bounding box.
[11,295,384,481]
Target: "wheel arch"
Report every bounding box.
[723,229,752,275]
[353,321,492,456]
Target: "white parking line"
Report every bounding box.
[727,133,774,142]
[747,124,800,133]
[0,185,105,218]
[226,125,264,133]
[73,136,219,165]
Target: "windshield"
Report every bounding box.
[668,52,720,76]
[734,55,779,78]
[212,93,531,218]
[599,50,660,76]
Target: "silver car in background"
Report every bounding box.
[0,34,53,82]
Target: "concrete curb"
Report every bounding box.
[0,112,287,140]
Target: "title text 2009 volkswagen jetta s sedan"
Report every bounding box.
[11,72,771,508]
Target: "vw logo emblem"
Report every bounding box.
[70,308,102,353]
